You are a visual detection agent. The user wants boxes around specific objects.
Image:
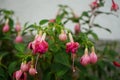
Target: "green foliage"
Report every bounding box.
[0,1,120,80]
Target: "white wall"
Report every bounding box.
[0,0,120,40]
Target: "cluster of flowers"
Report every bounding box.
[13,32,48,80]
[13,61,37,80]
[2,18,23,43]
[90,0,119,11]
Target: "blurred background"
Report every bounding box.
[0,0,120,40]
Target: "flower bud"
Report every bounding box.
[15,34,23,43]
[59,30,67,41]
[89,46,97,64]
[2,19,10,33]
[29,67,37,76]
[20,62,29,72]
[80,48,90,66]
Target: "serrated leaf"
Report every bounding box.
[39,19,48,25]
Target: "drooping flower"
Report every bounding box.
[20,62,29,72]
[89,46,97,64]
[28,32,48,55]
[2,19,10,33]
[28,31,42,50]
[13,70,27,80]
[66,33,79,54]
[111,0,119,11]
[29,66,37,76]
[15,22,21,32]
[34,40,48,54]
[15,34,23,43]
[66,42,79,53]
[90,0,99,10]
[59,30,67,41]
[80,48,90,66]
[49,19,55,23]
[74,23,80,35]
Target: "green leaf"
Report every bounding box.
[81,11,89,17]
[87,31,99,40]
[93,24,112,33]
[8,61,17,75]
[54,52,70,67]
[39,19,48,25]
[14,43,26,52]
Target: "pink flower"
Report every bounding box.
[15,23,21,32]
[20,62,29,72]
[66,42,79,53]
[90,0,99,10]
[80,48,90,66]
[15,35,23,43]
[34,40,48,54]
[89,46,97,64]
[2,24,10,33]
[29,67,37,76]
[28,34,42,50]
[49,19,55,23]
[28,33,48,54]
[59,30,67,41]
[13,70,27,80]
[111,0,119,11]
[74,23,80,35]
[90,52,97,64]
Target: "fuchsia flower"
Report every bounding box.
[20,62,29,72]
[89,46,97,64]
[15,22,21,32]
[2,19,10,33]
[90,0,99,10]
[28,32,48,54]
[59,30,67,41]
[15,34,23,43]
[13,70,27,80]
[49,19,55,23]
[74,23,80,35]
[66,33,79,54]
[111,0,119,11]
[28,34,42,50]
[34,40,48,54]
[80,48,90,66]
[29,67,37,76]
[66,42,79,53]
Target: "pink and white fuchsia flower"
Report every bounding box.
[59,30,67,41]
[28,32,48,55]
[20,62,29,72]
[74,23,81,35]
[13,70,27,80]
[66,33,79,54]
[15,22,21,32]
[66,33,79,72]
[2,19,10,33]
[80,48,90,66]
[29,65,37,76]
[111,0,119,11]
[15,34,23,43]
[90,0,99,10]
[89,46,97,64]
